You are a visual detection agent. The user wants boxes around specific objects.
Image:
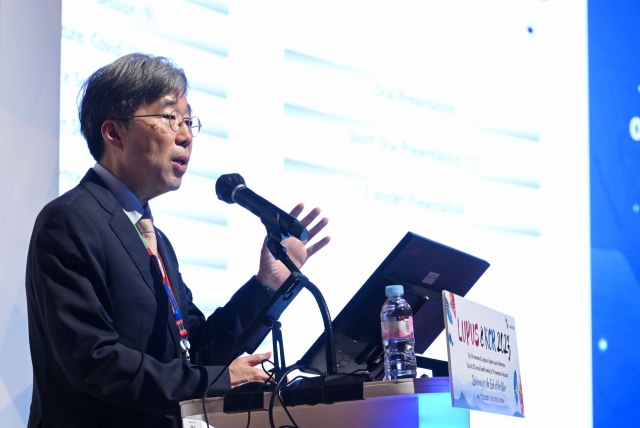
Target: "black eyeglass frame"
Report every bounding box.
[112,110,201,137]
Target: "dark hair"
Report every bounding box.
[78,53,188,161]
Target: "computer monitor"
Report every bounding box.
[297,232,490,380]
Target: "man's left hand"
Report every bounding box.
[256,203,330,290]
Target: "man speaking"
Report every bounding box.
[25,53,329,427]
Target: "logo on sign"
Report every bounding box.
[505,317,515,330]
[513,370,524,415]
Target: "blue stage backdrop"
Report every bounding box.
[589,1,640,427]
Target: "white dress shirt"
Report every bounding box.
[93,162,153,224]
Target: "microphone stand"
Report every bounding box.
[204,201,359,421]
[209,223,363,421]
[264,232,367,412]
[265,233,337,378]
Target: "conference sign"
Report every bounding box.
[442,291,524,417]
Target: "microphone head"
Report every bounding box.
[215,173,246,204]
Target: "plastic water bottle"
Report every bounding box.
[381,285,417,380]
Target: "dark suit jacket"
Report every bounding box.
[26,169,274,427]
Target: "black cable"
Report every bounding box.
[202,358,234,428]
[280,367,325,428]
[269,365,304,428]
[201,362,369,427]
[277,374,321,428]
[268,365,324,428]
[242,359,275,428]
[284,375,309,386]
[276,386,298,428]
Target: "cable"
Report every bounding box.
[285,375,309,385]
[277,375,319,428]
[202,358,234,428]
[242,359,275,428]
[268,364,324,428]
[269,365,304,428]
[279,367,325,428]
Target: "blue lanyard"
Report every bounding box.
[133,222,191,361]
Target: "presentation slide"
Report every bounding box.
[59,1,592,426]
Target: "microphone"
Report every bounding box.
[215,173,309,241]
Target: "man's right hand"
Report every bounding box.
[228,351,273,387]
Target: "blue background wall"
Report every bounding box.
[589,1,640,427]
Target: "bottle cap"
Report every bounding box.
[385,285,404,297]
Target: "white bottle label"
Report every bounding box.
[381,317,414,340]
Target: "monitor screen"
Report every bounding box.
[298,232,490,379]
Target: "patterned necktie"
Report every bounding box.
[136,215,157,255]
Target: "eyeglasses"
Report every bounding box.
[113,110,201,137]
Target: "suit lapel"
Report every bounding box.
[108,211,167,307]
[79,169,173,331]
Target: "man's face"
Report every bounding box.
[119,92,193,203]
